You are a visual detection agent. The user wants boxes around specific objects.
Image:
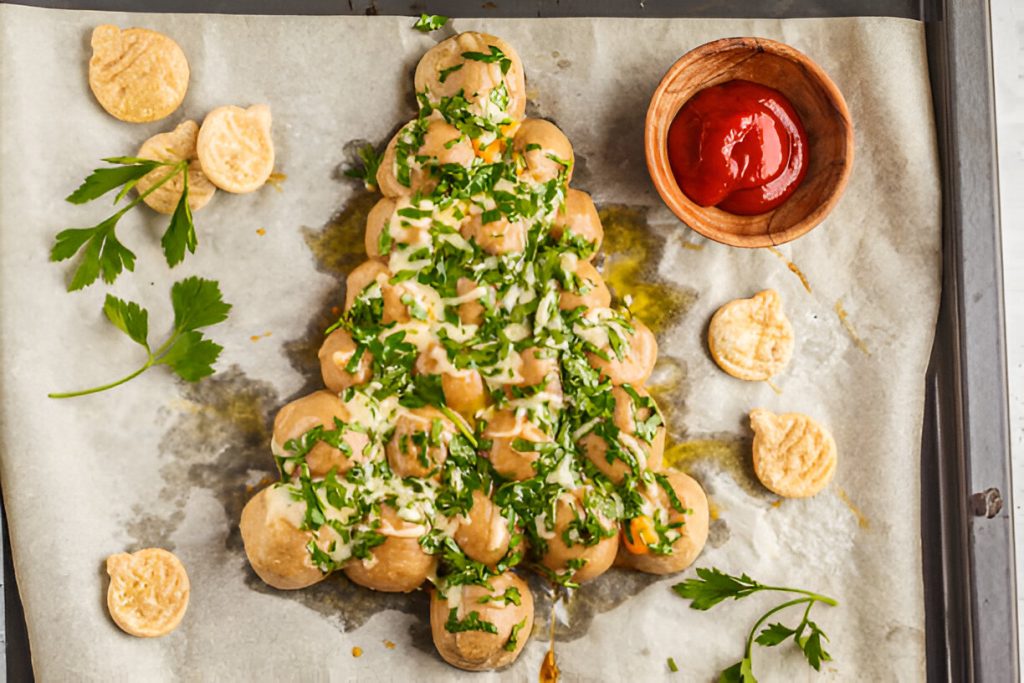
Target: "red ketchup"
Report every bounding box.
[667,79,808,215]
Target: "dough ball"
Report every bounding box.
[558,259,611,311]
[386,406,456,479]
[538,490,618,583]
[482,410,551,481]
[618,471,709,575]
[454,489,512,567]
[512,118,574,184]
[272,390,369,478]
[551,189,603,256]
[343,505,437,592]
[430,571,534,671]
[240,485,327,590]
[318,328,373,394]
[415,32,526,119]
[579,385,665,484]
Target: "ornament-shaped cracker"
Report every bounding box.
[197,104,275,193]
[106,548,190,638]
[89,25,190,123]
[750,408,837,498]
[135,120,217,214]
[708,289,794,381]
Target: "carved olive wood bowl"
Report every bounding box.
[645,36,854,248]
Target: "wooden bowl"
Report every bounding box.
[645,37,854,248]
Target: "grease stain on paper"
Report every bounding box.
[766,246,813,294]
[834,298,871,356]
[598,204,699,335]
[837,487,871,529]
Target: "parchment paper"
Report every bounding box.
[0,7,940,682]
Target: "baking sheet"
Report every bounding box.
[0,7,941,681]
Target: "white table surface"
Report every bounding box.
[991,0,1024,673]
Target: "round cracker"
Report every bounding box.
[135,120,217,214]
[106,547,190,638]
[197,104,275,193]
[750,408,837,498]
[708,289,794,381]
[88,25,189,123]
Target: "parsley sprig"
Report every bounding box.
[48,277,231,399]
[673,568,838,682]
[413,13,448,32]
[344,144,385,192]
[51,157,198,291]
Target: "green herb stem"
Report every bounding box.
[47,361,152,399]
[743,597,812,659]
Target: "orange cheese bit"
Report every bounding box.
[352,646,363,658]
[622,515,658,555]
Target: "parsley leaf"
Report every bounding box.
[413,13,448,32]
[52,157,199,290]
[461,45,512,75]
[161,171,197,267]
[754,622,795,646]
[444,608,498,634]
[102,295,149,348]
[344,143,385,192]
[673,567,837,681]
[65,158,162,204]
[48,277,231,398]
[672,567,763,610]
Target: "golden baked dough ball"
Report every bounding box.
[343,505,437,592]
[273,390,369,478]
[134,120,216,214]
[318,328,373,394]
[240,485,327,590]
[559,259,611,311]
[539,491,618,583]
[416,342,489,420]
[196,104,274,194]
[386,407,456,479]
[364,196,395,258]
[454,489,512,567]
[750,409,837,498]
[618,472,709,575]
[513,346,562,398]
[460,213,527,255]
[106,548,189,637]
[89,25,189,123]
[456,277,490,326]
[579,385,665,484]
[708,289,794,382]
[414,32,526,119]
[551,189,604,256]
[430,571,534,671]
[344,260,409,324]
[377,119,474,197]
[482,410,551,481]
[512,118,574,184]
[582,311,658,385]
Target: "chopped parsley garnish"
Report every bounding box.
[344,143,385,192]
[413,13,449,32]
[445,608,499,634]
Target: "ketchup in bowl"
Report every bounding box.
[667,79,808,216]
